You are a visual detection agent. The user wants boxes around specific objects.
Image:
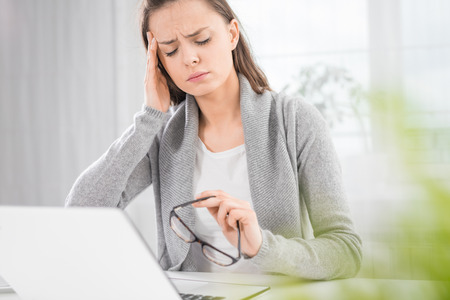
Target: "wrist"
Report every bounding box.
[243,230,263,258]
[146,104,167,113]
[142,104,167,118]
[144,102,168,113]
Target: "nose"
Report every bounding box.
[182,46,199,66]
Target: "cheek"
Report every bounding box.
[163,58,189,89]
[160,56,180,79]
[212,45,234,69]
[195,45,228,70]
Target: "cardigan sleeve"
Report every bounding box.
[65,105,167,208]
[248,100,362,280]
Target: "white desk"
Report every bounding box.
[167,272,448,300]
[1,272,448,300]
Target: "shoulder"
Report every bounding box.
[146,100,187,148]
[162,100,187,130]
[269,90,327,132]
[166,100,186,119]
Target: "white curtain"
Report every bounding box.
[0,0,147,206]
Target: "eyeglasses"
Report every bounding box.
[170,196,241,266]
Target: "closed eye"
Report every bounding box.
[164,38,211,57]
[196,38,210,45]
[165,49,178,57]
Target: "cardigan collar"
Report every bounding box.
[159,73,296,270]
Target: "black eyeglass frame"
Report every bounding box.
[169,196,242,267]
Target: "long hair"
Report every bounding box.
[139,0,271,105]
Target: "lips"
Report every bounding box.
[187,72,209,82]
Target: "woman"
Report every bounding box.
[66,0,362,280]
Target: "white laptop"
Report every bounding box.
[0,275,12,293]
[0,206,269,300]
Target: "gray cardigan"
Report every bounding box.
[66,74,362,280]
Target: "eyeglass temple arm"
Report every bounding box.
[173,196,242,260]
[174,195,216,210]
[236,221,242,259]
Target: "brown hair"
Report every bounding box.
[139,0,271,105]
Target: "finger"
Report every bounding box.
[150,36,159,68]
[192,196,222,208]
[227,208,256,229]
[192,195,239,209]
[196,190,230,199]
[216,201,231,228]
[192,191,224,206]
[145,34,150,83]
[146,31,151,54]
[146,31,156,53]
[144,33,152,84]
[156,67,168,85]
[145,32,158,82]
[195,198,250,212]
[197,190,251,207]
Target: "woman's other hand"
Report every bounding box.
[193,190,263,258]
[144,31,171,113]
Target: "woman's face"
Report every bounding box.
[149,0,239,97]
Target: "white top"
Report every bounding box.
[192,137,260,273]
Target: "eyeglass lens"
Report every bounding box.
[170,213,239,266]
[170,215,195,242]
[202,245,235,266]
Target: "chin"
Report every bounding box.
[179,81,221,98]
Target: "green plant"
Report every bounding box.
[283,63,369,150]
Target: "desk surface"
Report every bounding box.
[1,272,448,300]
[167,272,449,300]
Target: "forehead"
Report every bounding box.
[149,0,225,38]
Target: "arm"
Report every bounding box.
[249,100,362,280]
[65,106,167,208]
[66,30,172,208]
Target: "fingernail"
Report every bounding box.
[150,37,156,49]
[195,193,201,199]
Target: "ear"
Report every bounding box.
[228,19,240,51]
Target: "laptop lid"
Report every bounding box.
[0,206,269,300]
[0,275,13,293]
[0,206,183,300]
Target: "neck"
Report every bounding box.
[196,71,241,130]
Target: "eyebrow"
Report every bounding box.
[159,26,209,45]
